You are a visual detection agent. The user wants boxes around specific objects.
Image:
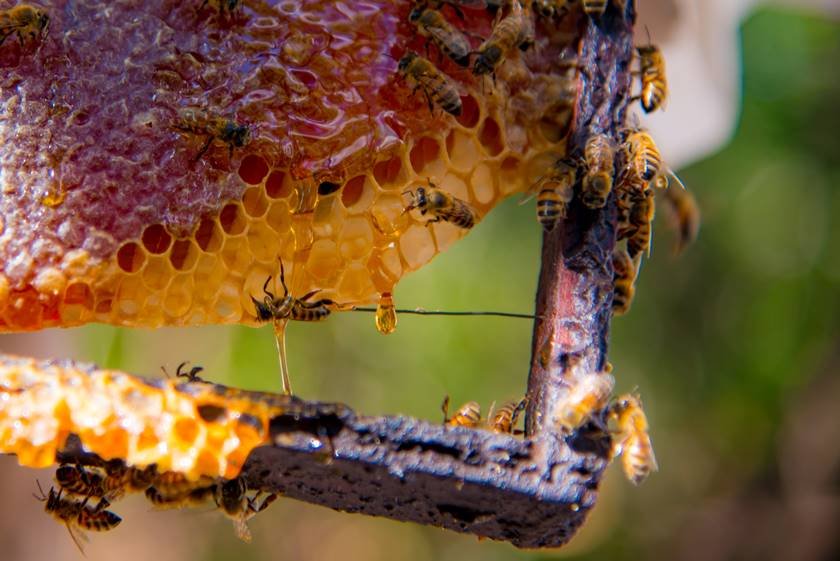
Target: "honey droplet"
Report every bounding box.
[375,292,397,335]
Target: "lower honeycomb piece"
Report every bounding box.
[0,354,350,480]
[0,1,582,331]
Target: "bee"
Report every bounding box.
[473,0,532,76]
[611,248,636,315]
[634,43,668,113]
[214,477,279,543]
[398,51,463,116]
[621,128,662,185]
[150,471,216,497]
[620,189,655,260]
[582,0,608,17]
[0,4,49,47]
[581,134,616,209]
[441,396,482,428]
[533,158,576,231]
[252,259,337,395]
[554,370,615,431]
[403,180,478,229]
[54,464,128,502]
[608,394,658,485]
[35,482,121,554]
[251,261,337,324]
[199,0,239,14]
[489,399,526,433]
[162,361,205,382]
[103,462,158,493]
[409,8,471,67]
[174,108,251,162]
[144,484,215,509]
[375,292,398,335]
[661,185,700,255]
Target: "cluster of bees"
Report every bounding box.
[442,396,527,434]
[38,460,276,553]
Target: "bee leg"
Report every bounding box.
[423,90,435,116]
[0,32,9,47]
[298,289,321,302]
[278,258,290,297]
[262,274,277,301]
[440,395,451,424]
[193,135,215,162]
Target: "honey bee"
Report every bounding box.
[252,261,337,325]
[398,51,463,116]
[35,482,121,553]
[634,43,668,113]
[150,471,216,497]
[441,396,482,428]
[55,464,128,502]
[473,0,532,76]
[0,4,49,47]
[214,477,279,543]
[409,8,471,67]
[533,158,576,231]
[162,361,205,382]
[103,462,158,493]
[661,185,700,255]
[582,0,608,17]
[621,128,662,185]
[174,108,251,162]
[252,259,338,395]
[581,133,616,209]
[608,394,658,485]
[403,180,478,229]
[611,247,636,315]
[199,0,239,14]
[620,189,655,260]
[554,370,615,431]
[489,399,526,433]
[375,292,398,335]
[144,484,215,509]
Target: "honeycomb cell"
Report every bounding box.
[306,240,342,282]
[456,95,481,129]
[163,274,194,319]
[219,203,247,236]
[446,130,482,172]
[338,263,375,303]
[312,197,345,240]
[409,137,441,175]
[142,255,174,291]
[142,224,172,255]
[370,194,409,240]
[340,175,365,209]
[266,201,293,234]
[0,275,7,312]
[116,242,146,273]
[195,220,224,255]
[213,282,243,321]
[247,222,281,263]
[470,164,497,205]
[61,282,95,323]
[373,156,405,189]
[116,277,148,317]
[169,239,199,271]
[265,170,292,199]
[479,118,505,157]
[339,217,374,261]
[173,417,200,449]
[239,154,270,185]
[220,236,251,273]
[400,226,436,271]
[242,187,270,219]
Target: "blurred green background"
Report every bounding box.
[1,6,839,561]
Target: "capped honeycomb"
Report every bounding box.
[0,0,582,331]
[0,353,339,480]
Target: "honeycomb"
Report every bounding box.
[0,354,323,480]
[0,0,581,331]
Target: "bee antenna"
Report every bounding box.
[644,25,652,46]
[34,479,46,501]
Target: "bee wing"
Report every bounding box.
[65,523,89,555]
[232,516,253,543]
[425,23,470,58]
